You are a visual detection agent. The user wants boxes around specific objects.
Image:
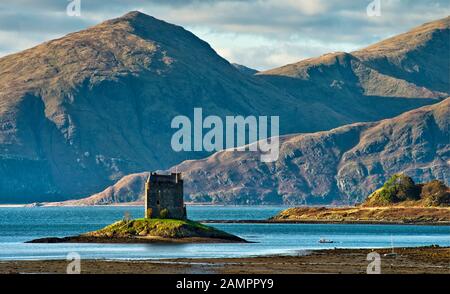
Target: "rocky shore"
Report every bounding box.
[1,247,448,274]
[269,206,450,225]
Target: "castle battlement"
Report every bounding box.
[148,172,182,183]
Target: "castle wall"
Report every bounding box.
[145,173,186,220]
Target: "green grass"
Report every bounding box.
[87,218,234,239]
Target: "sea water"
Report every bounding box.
[0,206,449,260]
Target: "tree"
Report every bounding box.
[123,211,131,222]
[379,174,420,203]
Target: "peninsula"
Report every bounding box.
[270,175,450,225]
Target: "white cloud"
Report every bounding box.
[0,0,448,70]
[273,0,329,15]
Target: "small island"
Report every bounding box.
[28,172,246,244]
[270,175,450,225]
[28,218,246,244]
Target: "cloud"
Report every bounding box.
[0,0,449,69]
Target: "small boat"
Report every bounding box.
[383,252,398,258]
[319,238,334,244]
[383,235,398,258]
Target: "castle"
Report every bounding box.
[144,172,186,220]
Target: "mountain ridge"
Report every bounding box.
[59,97,449,206]
[176,98,449,204]
[0,12,447,203]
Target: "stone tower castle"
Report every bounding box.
[144,172,186,220]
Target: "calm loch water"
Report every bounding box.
[0,206,449,260]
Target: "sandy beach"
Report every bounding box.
[1,247,448,274]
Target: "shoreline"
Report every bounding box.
[1,246,448,274]
[26,235,249,244]
[2,205,448,226]
[0,204,288,208]
[270,206,450,225]
[200,219,450,226]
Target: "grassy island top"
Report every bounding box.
[84,218,244,241]
[27,218,247,244]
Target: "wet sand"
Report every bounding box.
[1,247,448,274]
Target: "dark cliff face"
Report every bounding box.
[174,98,450,205]
[66,98,449,206]
[0,12,447,203]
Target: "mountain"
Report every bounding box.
[175,98,449,205]
[0,11,299,202]
[50,172,150,206]
[257,17,449,123]
[0,12,446,203]
[352,16,450,94]
[63,98,449,206]
[232,63,258,75]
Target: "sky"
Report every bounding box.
[0,0,449,70]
